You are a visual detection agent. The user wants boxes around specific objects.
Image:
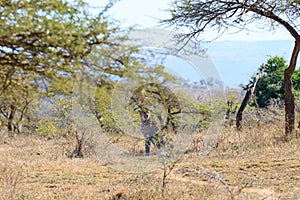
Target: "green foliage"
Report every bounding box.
[0,0,134,133]
[46,78,74,97]
[36,117,59,138]
[0,0,109,80]
[94,84,116,131]
[93,65,179,132]
[245,56,300,107]
[31,95,73,138]
[0,73,40,133]
[177,91,212,131]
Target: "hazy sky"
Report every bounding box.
[87,0,292,41]
[84,0,296,87]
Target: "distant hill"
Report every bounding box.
[204,39,296,88]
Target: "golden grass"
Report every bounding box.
[0,125,299,200]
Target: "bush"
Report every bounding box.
[244,56,300,107]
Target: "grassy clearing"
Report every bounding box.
[0,126,299,200]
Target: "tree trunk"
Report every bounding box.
[236,67,265,131]
[7,104,16,133]
[284,41,300,139]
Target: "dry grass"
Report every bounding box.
[0,122,299,200]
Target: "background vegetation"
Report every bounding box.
[244,56,300,108]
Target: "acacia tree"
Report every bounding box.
[0,0,133,133]
[165,0,300,139]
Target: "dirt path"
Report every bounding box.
[168,170,277,199]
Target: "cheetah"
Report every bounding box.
[139,109,166,156]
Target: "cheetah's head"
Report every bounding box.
[139,109,151,122]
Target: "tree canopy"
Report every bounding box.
[0,0,136,132]
[166,0,300,41]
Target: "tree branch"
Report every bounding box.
[247,6,300,41]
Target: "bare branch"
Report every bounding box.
[165,0,300,41]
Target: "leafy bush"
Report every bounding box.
[245,56,300,107]
[36,117,59,138]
